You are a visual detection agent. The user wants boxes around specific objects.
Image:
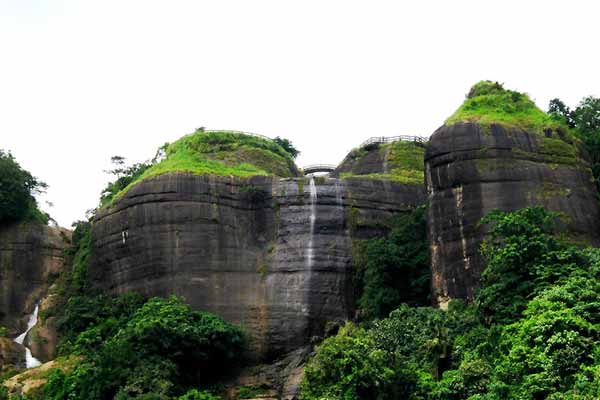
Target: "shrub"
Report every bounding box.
[47,296,245,399]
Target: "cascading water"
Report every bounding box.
[14,304,42,368]
[334,179,343,209]
[306,175,317,268]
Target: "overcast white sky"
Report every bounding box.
[1,0,599,228]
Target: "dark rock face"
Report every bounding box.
[0,338,25,370]
[90,174,279,358]
[28,291,60,362]
[0,223,69,335]
[333,145,388,176]
[90,172,426,360]
[425,122,600,306]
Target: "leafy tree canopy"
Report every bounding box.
[273,136,300,158]
[0,149,48,224]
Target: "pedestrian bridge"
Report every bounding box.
[302,164,337,175]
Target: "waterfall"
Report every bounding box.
[334,179,343,208]
[306,176,317,268]
[14,304,42,368]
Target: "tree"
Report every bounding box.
[100,156,152,205]
[549,96,600,192]
[273,136,300,158]
[357,206,430,319]
[476,207,586,325]
[0,149,48,224]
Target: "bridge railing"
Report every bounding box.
[302,164,337,174]
[202,129,273,141]
[359,135,427,148]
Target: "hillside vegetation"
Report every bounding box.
[446,81,573,137]
[102,130,300,205]
[339,140,425,185]
[301,206,600,399]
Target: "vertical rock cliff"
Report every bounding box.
[89,132,427,364]
[0,223,70,335]
[426,82,600,306]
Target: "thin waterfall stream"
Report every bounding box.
[306,175,317,268]
[14,303,42,368]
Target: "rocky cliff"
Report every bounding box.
[0,223,70,336]
[426,121,600,305]
[90,171,425,361]
[89,132,427,367]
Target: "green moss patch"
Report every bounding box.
[111,130,299,202]
[341,141,425,185]
[446,81,572,136]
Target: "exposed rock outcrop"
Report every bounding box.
[0,223,70,336]
[90,168,426,361]
[0,338,25,370]
[28,290,60,362]
[3,356,79,398]
[425,122,600,305]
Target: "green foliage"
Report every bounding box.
[56,292,145,354]
[301,303,481,400]
[300,322,396,400]
[446,81,571,136]
[178,389,221,400]
[0,326,8,337]
[302,206,600,399]
[549,95,600,194]
[236,385,268,399]
[273,136,300,158]
[0,149,48,224]
[356,205,430,319]
[477,206,585,325]
[100,157,152,206]
[69,221,92,294]
[45,296,245,400]
[109,130,298,203]
[340,141,425,185]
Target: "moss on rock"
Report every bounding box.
[337,140,425,185]
[446,80,572,137]
[112,130,300,202]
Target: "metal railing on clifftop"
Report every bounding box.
[359,135,427,148]
[201,129,274,141]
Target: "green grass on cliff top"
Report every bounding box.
[445,81,572,136]
[341,141,425,185]
[111,130,298,202]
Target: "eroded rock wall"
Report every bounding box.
[0,223,70,335]
[425,122,600,305]
[90,171,426,361]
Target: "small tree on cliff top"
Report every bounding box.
[0,149,48,224]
